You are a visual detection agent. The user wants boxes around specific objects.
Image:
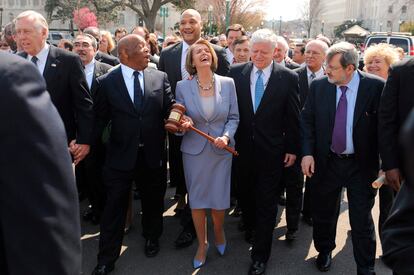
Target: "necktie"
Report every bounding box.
[232,57,236,64]
[133,71,143,111]
[181,47,189,80]
[31,56,38,65]
[254,70,264,112]
[308,72,316,86]
[331,86,348,154]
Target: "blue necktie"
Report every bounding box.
[133,71,143,111]
[254,70,264,112]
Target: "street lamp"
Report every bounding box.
[159,6,169,39]
[208,5,213,35]
[379,22,383,32]
[279,16,282,35]
[0,8,3,33]
[225,0,231,31]
[321,20,325,35]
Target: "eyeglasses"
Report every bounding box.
[305,50,321,56]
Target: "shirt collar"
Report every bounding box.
[338,71,360,93]
[28,43,49,62]
[252,61,273,79]
[182,41,190,53]
[121,63,143,79]
[84,58,95,71]
[307,66,324,77]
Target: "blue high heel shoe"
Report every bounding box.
[193,243,209,269]
[215,242,227,256]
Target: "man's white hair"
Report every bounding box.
[305,39,329,54]
[250,29,277,50]
[15,10,49,31]
[275,35,289,53]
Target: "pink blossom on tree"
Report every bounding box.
[73,7,98,31]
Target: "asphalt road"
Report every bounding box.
[80,187,392,275]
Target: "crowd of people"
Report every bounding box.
[1,7,414,275]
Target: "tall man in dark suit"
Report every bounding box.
[382,109,414,275]
[378,58,414,192]
[301,42,384,274]
[158,8,229,248]
[0,52,81,275]
[228,29,300,275]
[73,33,112,224]
[91,34,174,275]
[293,39,328,228]
[15,10,93,165]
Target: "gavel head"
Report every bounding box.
[165,103,186,133]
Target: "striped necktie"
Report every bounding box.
[181,47,189,80]
[254,70,264,112]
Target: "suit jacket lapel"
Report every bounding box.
[190,78,209,121]
[328,82,337,137]
[142,68,152,111]
[353,71,370,128]
[241,63,254,115]
[256,62,279,114]
[209,74,222,122]
[43,46,59,86]
[114,67,137,114]
[174,43,183,81]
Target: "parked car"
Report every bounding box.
[47,31,74,46]
[361,32,414,59]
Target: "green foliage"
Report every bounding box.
[401,22,414,35]
[170,0,195,11]
[333,20,364,38]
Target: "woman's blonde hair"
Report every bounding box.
[185,39,218,76]
[100,30,115,53]
[364,43,399,67]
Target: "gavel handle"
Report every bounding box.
[188,125,239,156]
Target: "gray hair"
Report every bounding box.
[75,33,98,50]
[250,29,277,50]
[305,39,329,54]
[15,10,48,32]
[275,35,289,53]
[326,42,359,70]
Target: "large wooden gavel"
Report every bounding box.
[165,103,239,156]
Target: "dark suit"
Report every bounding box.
[229,62,300,262]
[159,41,229,232]
[80,60,113,219]
[19,45,94,144]
[382,108,414,275]
[0,52,81,275]
[94,66,174,265]
[378,59,414,241]
[285,60,300,70]
[95,51,120,66]
[301,71,384,274]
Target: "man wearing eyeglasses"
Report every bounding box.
[301,42,384,274]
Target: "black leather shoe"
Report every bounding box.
[285,229,297,241]
[91,213,101,225]
[91,264,114,275]
[302,215,313,226]
[248,261,266,275]
[316,252,332,272]
[245,230,255,245]
[174,229,195,248]
[144,239,160,257]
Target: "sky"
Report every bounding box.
[263,0,304,21]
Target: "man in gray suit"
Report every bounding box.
[159,8,229,249]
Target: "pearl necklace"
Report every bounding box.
[196,76,214,90]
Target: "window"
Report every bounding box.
[402,5,407,14]
[390,38,409,53]
[388,5,393,14]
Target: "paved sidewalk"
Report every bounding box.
[80,187,392,275]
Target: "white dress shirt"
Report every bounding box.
[307,66,325,80]
[334,71,360,154]
[225,47,234,64]
[84,59,95,90]
[28,43,49,75]
[181,41,190,79]
[120,64,144,103]
[250,62,273,108]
